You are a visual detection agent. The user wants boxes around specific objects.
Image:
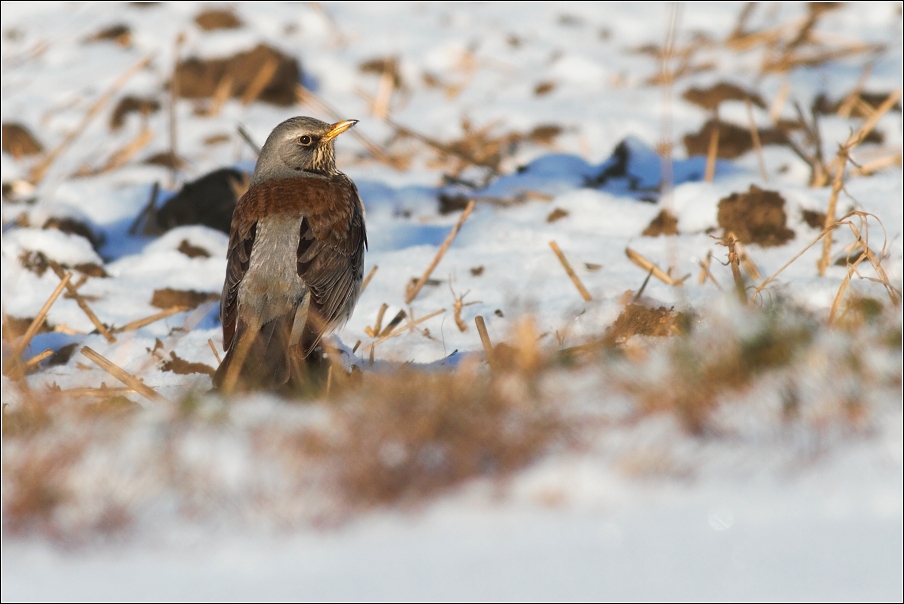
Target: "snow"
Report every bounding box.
[2,2,902,600]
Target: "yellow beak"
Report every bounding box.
[323,119,358,141]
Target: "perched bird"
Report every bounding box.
[212,116,366,392]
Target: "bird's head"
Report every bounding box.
[252,116,357,185]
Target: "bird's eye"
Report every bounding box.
[298,135,312,145]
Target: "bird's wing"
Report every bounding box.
[220,217,256,351]
[295,176,366,350]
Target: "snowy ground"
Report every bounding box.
[2,2,902,600]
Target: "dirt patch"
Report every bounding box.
[18,250,107,278]
[153,168,246,235]
[534,81,555,96]
[194,9,243,31]
[470,266,484,276]
[682,82,765,111]
[150,288,218,310]
[684,119,789,159]
[642,209,678,236]
[359,57,405,89]
[177,240,211,259]
[437,193,471,215]
[43,217,104,251]
[3,316,51,342]
[47,343,78,367]
[527,124,562,146]
[605,304,682,343]
[84,24,131,46]
[142,151,186,170]
[546,208,569,223]
[2,123,43,159]
[173,44,301,107]
[801,209,827,229]
[717,185,795,247]
[110,96,160,130]
[813,91,902,117]
[161,351,215,377]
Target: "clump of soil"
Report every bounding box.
[2,123,43,159]
[152,168,247,235]
[534,81,555,96]
[110,96,160,130]
[194,9,243,31]
[3,316,51,342]
[812,91,902,117]
[177,240,211,259]
[717,185,795,247]
[642,209,678,236]
[546,208,569,223]
[143,151,186,170]
[684,119,788,159]
[84,24,132,46]
[161,351,215,377]
[43,216,104,251]
[605,304,683,343]
[682,82,765,111]
[437,193,471,215]
[150,288,218,310]
[801,209,827,229]
[18,250,107,278]
[359,57,405,89]
[47,343,78,366]
[173,44,301,107]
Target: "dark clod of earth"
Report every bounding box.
[152,168,246,235]
[684,119,789,160]
[150,288,219,310]
[1,123,43,159]
[642,209,678,237]
[717,185,795,247]
[173,44,301,107]
[682,82,765,111]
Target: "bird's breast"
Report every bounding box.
[238,214,306,323]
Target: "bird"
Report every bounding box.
[212,116,367,393]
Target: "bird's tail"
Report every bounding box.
[213,315,295,392]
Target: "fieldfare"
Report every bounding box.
[212,116,367,392]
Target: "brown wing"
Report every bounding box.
[220,220,256,351]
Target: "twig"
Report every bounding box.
[29,54,154,184]
[366,308,445,351]
[49,263,115,343]
[168,33,184,188]
[377,309,406,338]
[851,153,902,177]
[372,64,395,119]
[474,315,494,369]
[753,211,859,298]
[704,119,719,182]
[80,347,168,403]
[129,182,159,235]
[697,252,723,290]
[111,307,184,333]
[7,272,72,370]
[624,248,688,286]
[733,239,762,281]
[746,98,768,182]
[386,115,500,174]
[79,128,154,177]
[818,150,848,276]
[241,57,279,106]
[406,199,476,304]
[364,303,388,338]
[632,267,655,303]
[549,240,593,301]
[836,62,875,118]
[721,233,747,304]
[237,124,261,156]
[23,349,53,370]
[208,338,222,364]
[57,386,137,398]
[769,79,791,122]
[360,265,378,294]
[205,74,233,117]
